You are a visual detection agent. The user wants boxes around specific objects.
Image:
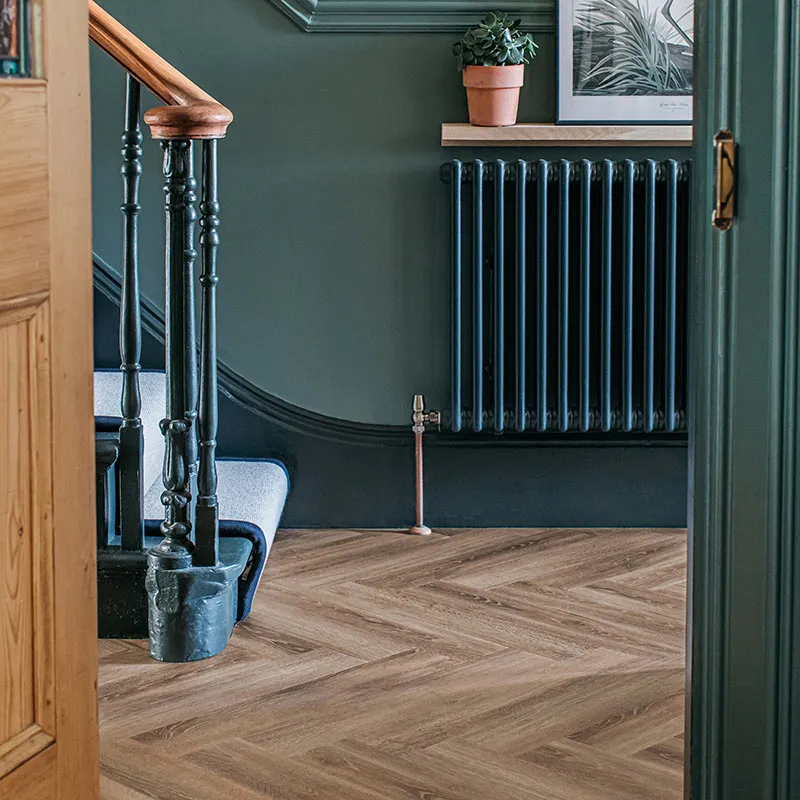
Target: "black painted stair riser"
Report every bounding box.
[97,546,150,639]
[96,520,270,638]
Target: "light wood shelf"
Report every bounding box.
[442,123,693,147]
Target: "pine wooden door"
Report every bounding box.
[0,0,98,798]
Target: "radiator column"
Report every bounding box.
[443,157,690,437]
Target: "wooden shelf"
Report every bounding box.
[442,123,693,147]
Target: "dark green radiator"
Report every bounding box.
[442,158,691,437]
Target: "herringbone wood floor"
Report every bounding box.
[99,527,687,800]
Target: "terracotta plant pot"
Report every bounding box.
[463,64,524,127]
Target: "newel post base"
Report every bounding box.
[145,537,251,662]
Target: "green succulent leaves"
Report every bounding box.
[453,11,539,71]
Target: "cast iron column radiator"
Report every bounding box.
[90,0,267,661]
[442,159,690,437]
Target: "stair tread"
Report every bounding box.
[94,369,289,555]
[144,459,289,558]
[94,370,166,494]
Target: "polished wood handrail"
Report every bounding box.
[88,1,233,139]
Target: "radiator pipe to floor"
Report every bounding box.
[409,394,440,536]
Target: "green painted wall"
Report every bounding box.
[90,0,673,425]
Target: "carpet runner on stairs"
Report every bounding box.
[94,369,289,627]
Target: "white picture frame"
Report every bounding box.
[558,0,694,124]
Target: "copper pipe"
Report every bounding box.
[408,394,439,536]
[409,428,430,535]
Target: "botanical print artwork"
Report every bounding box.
[0,0,18,59]
[573,0,693,97]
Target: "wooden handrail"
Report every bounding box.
[88,1,233,139]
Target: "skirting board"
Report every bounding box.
[94,286,688,528]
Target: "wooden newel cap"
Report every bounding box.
[89,2,234,141]
[144,102,233,140]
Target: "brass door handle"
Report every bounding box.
[713,130,736,232]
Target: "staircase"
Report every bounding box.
[89,2,289,662]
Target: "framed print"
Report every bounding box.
[1,0,29,75]
[558,0,693,124]
[0,0,18,61]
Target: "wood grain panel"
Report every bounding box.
[0,303,55,779]
[0,0,96,795]
[0,726,53,778]
[441,122,694,147]
[0,86,49,303]
[44,0,100,795]
[0,309,36,747]
[28,306,55,741]
[0,742,55,800]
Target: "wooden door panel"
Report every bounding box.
[0,302,55,780]
[0,312,34,743]
[0,84,49,303]
[0,0,97,796]
[0,745,55,800]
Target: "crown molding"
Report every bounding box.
[265,0,555,33]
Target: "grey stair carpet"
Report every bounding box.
[143,459,289,561]
[94,370,289,562]
[94,369,166,495]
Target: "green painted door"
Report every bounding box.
[689,0,800,797]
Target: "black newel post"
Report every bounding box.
[195,140,220,568]
[147,136,239,663]
[142,95,239,662]
[118,75,145,552]
[150,139,198,569]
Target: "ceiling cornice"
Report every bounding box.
[265,0,555,33]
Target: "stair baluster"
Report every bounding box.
[195,140,220,567]
[90,1,280,662]
[119,74,145,552]
[150,139,197,568]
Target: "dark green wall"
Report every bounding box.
[94,284,689,529]
[90,0,679,425]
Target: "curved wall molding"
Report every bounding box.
[93,254,405,446]
[265,0,555,32]
[94,256,688,529]
[93,254,684,449]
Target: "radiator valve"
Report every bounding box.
[409,394,439,536]
[412,394,441,433]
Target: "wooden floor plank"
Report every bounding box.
[102,649,363,739]
[356,648,643,751]
[293,579,507,661]
[99,527,687,799]
[520,738,684,800]
[485,581,686,656]
[328,738,554,800]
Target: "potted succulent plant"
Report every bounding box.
[453,11,539,127]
